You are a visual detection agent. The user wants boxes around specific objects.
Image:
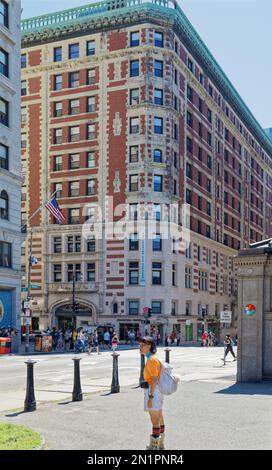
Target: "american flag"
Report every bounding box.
[45,196,65,224]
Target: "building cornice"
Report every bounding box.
[21,0,272,158]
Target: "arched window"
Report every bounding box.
[153,149,162,163]
[0,190,8,220]
[113,302,118,314]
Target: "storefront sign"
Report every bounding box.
[243,304,256,317]
[139,233,145,286]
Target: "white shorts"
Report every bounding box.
[144,386,164,412]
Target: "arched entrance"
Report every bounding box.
[53,301,97,330]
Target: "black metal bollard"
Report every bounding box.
[111,352,120,393]
[72,357,83,402]
[24,360,37,412]
[139,353,145,386]
[164,347,171,364]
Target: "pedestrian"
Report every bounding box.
[222,334,236,364]
[139,336,165,450]
[202,330,207,347]
[129,329,135,346]
[57,330,64,350]
[164,334,168,347]
[93,330,100,355]
[176,333,181,347]
[103,329,111,349]
[111,332,118,352]
[64,329,71,351]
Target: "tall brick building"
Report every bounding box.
[21,0,272,341]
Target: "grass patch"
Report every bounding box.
[0,424,42,450]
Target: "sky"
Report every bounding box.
[21,0,272,129]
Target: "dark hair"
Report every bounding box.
[140,336,157,354]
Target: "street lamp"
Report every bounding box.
[72,272,80,329]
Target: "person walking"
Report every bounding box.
[222,334,236,364]
[93,330,100,355]
[103,330,111,349]
[202,330,207,347]
[139,336,165,450]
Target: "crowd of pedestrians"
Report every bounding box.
[47,327,119,354]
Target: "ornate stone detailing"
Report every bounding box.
[113,171,121,193]
[113,112,122,136]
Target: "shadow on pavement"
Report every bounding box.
[5,410,26,417]
[215,382,272,396]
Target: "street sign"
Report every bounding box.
[23,301,31,309]
[21,287,28,292]
[220,311,232,323]
[30,284,41,289]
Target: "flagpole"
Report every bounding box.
[23,189,58,353]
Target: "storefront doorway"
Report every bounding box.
[54,303,94,330]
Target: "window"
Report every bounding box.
[53,156,62,171]
[172,264,177,286]
[54,47,62,62]
[69,71,79,88]
[86,40,95,56]
[69,126,80,142]
[154,117,163,134]
[113,303,118,314]
[21,106,27,124]
[21,80,27,96]
[152,301,162,314]
[130,88,139,105]
[208,84,213,97]
[87,123,96,140]
[129,261,139,285]
[207,155,212,169]
[53,237,62,254]
[0,98,9,127]
[0,240,11,267]
[21,54,27,69]
[154,31,163,48]
[129,233,139,251]
[0,143,8,170]
[215,274,219,293]
[186,189,192,204]
[154,175,163,192]
[130,31,139,47]
[0,48,8,77]
[207,178,211,193]
[87,96,95,113]
[69,181,79,197]
[129,203,138,221]
[199,271,208,291]
[185,302,191,316]
[54,101,62,117]
[54,128,62,144]
[153,204,161,221]
[154,88,163,105]
[54,75,62,91]
[207,108,212,123]
[130,60,139,77]
[21,134,27,149]
[87,179,95,195]
[128,300,139,315]
[87,236,96,252]
[54,182,62,198]
[188,58,193,72]
[152,262,162,285]
[129,117,139,134]
[53,264,62,282]
[187,111,193,127]
[186,163,192,179]
[0,1,8,28]
[68,208,80,225]
[154,60,163,78]
[207,201,211,216]
[185,241,191,258]
[129,175,138,192]
[153,149,162,163]
[186,136,192,153]
[69,99,79,115]
[153,233,162,251]
[87,263,96,282]
[207,132,212,146]
[69,153,80,169]
[87,69,96,85]
[67,263,81,282]
[87,151,95,168]
[185,266,192,288]
[187,85,193,102]
[69,43,79,59]
[173,151,178,168]
[129,145,139,163]
[0,190,8,219]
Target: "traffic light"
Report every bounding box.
[147,308,152,317]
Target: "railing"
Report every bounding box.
[21,0,176,32]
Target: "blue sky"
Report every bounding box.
[21,0,272,129]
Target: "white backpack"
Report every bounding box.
[158,360,181,396]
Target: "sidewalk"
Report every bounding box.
[0,380,271,450]
[16,343,140,356]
